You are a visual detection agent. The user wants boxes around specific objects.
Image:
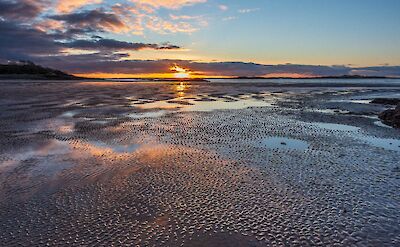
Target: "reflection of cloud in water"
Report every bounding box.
[130,95,274,119]
[0,140,72,175]
[87,141,140,154]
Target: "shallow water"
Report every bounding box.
[262,137,309,151]
[135,96,274,113]
[359,136,400,152]
[89,141,140,154]
[128,110,171,119]
[374,120,393,129]
[1,81,400,246]
[311,122,361,131]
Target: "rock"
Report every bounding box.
[378,104,400,128]
[371,98,400,105]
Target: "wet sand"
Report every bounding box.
[0,80,399,246]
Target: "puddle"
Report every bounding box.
[61,110,80,118]
[314,109,350,114]
[312,122,360,132]
[128,110,170,119]
[134,100,182,110]
[359,136,400,151]
[21,140,71,159]
[334,99,372,104]
[373,121,393,129]
[89,141,140,154]
[262,137,309,151]
[0,140,73,173]
[90,120,109,125]
[349,99,372,104]
[182,99,272,112]
[135,97,273,113]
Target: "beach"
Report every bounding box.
[0,79,399,246]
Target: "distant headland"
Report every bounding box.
[0,61,82,80]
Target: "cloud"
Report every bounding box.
[0,20,61,59]
[223,16,237,21]
[25,55,400,78]
[0,0,46,21]
[145,16,199,34]
[65,38,180,51]
[56,0,103,13]
[219,5,228,11]
[350,66,400,77]
[130,0,207,10]
[50,9,129,33]
[169,14,202,20]
[0,19,181,61]
[238,8,260,14]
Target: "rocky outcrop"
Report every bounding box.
[379,104,400,128]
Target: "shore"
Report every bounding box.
[0,80,399,246]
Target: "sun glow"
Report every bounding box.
[170,64,190,79]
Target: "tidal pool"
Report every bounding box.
[373,121,392,129]
[89,141,140,154]
[312,122,361,132]
[262,137,309,151]
[128,110,171,119]
[359,136,400,152]
[135,96,273,113]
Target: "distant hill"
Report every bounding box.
[0,61,81,80]
[234,75,391,80]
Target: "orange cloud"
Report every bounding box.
[131,0,207,9]
[56,0,103,13]
[145,16,198,33]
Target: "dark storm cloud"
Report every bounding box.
[0,0,45,21]
[66,38,180,51]
[49,9,127,32]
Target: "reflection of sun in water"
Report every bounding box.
[175,81,190,98]
[176,82,186,91]
[170,64,190,79]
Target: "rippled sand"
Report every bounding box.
[0,80,399,246]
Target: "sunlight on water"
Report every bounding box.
[134,97,273,114]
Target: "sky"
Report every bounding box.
[0,0,400,78]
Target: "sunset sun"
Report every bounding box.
[170,65,190,79]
